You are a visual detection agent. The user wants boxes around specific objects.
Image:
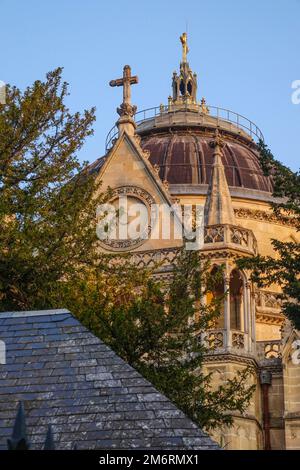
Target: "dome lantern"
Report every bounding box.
[171,33,198,109]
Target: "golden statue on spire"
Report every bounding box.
[180,32,189,63]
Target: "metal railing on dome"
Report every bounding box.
[105,104,264,152]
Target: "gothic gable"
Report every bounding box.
[96,132,183,252]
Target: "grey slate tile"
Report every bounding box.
[0,309,219,450]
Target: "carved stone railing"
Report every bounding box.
[231,330,246,350]
[204,224,257,255]
[202,328,246,353]
[203,329,226,350]
[256,340,281,360]
[129,247,181,270]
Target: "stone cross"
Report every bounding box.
[109,65,138,117]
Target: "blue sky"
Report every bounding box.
[1,0,299,170]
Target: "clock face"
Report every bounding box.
[97,186,156,251]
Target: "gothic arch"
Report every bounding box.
[229,269,244,331]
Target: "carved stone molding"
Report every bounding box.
[203,353,258,368]
[133,134,142,146]
[256,312,284,325]
[98,185,156,251]
[260,341,281,359]
[255,289,284,325]
[234,208,297,228]
[199,250,249,261]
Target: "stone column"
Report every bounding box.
[250,285,256,353]
[224,273,231,349]
[244,280,251,352]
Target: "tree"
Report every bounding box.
[0,70,255,431]
[238,140,300,329]
[0,68,104,310]
[69,249,255,431]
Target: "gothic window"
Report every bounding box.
[187,80,192,96]
[179,79,185,96]
[207,266,224,328]
[229,269,243,330]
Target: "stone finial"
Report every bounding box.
[109,65,138,136]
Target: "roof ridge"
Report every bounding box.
[0,309,70,319]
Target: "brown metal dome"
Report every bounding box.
[104,34,272,194]
[140,130,272,192]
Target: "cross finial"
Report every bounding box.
[109,65,138,118]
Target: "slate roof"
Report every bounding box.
[0,309,219,450]
[87,155,106,174]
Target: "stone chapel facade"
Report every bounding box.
[91,35,300,450]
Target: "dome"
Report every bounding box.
[140,126,272,192]
[104,32,273,195]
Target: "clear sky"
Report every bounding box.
[1,0,299,170]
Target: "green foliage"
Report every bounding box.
[0,70,255,432]
[238,140,300,329]
[0,68,105,310]
[257,139,300,225]
[71,250,255,431]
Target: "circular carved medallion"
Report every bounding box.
[97,186,156,251]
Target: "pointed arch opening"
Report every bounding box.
[179,79,185,96]
[207,266,224,328]
[229,269,244,331]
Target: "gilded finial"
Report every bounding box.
[200,97,209,114]
[171,32,197,106]
[180,32,189,63]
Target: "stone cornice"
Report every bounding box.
[203,353,258,368]
[234,208,297,228]
[256,311,284,325]
[169,184,273,203]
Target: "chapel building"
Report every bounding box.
[92,34,300,450]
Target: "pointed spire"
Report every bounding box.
[44,424,55,450]
[7,402,30,450]
[204,129,235,226]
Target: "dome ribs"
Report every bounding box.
[225,143,243,187]
[141,130,272,192]
[192,134,204,184]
